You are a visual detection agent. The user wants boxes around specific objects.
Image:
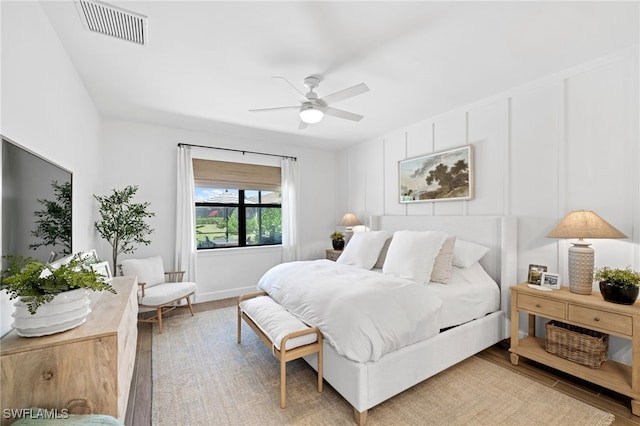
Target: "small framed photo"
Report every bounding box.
[92,261,112,281]
[527,264,547,285]
[541,272,561,289]
[80,249,99,264]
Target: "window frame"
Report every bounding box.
[195,189,282,250]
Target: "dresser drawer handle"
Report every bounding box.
[42,371,53,381]
[535,304,542,308]
[593,317,600,322]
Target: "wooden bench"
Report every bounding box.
[237,291,323,408]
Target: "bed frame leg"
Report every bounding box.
[353,408,367,426]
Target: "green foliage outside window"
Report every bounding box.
[195,189,281,249]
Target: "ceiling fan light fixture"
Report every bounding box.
[299,104,324,124]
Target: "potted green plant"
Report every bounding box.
[594,266,640,305]
[330,231,345,251]
[94,185,155,272]
[1,253,116,336]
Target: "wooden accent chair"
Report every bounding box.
[120,256,196,333]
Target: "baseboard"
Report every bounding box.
[194,286,258,303]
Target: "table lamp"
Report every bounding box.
[546,210,627,294]
[338,213,361,241]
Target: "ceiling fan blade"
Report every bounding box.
[323,106,364,122]
[273,76,308,100]
[249,106,300,113]
[298,121,308,130]
[320,83,369,105]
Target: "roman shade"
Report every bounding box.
[193,159,281,191]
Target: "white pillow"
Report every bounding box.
[382,231,448,284]
[121,256,166,287]
[336,231,389,269]
[453,240,490,268]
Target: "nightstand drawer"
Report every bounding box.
[517,293,566,319]
[568,305,633,336]
[325,249,342,261]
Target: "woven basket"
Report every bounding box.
[545,321,609,368]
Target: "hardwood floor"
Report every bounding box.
[125,299,639,425]
[476,342,640,426]
[125,299,236,426]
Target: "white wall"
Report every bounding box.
[0,2,103,336]
[337,47,639,364]
[101,119,338,302]
[0,2,339,333]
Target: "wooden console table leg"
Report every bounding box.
[509,288,520,365]
[510,353,519,366]
[528,313,536,337]
[633,316,639,416]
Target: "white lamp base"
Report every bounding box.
[568,242,594,295]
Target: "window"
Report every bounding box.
[193,159,281,250]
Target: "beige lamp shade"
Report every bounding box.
[337,213,362,227]
[546,210,627,240]
[546,210,627,295]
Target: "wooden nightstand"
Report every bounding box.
[509,282,639,416]
[325,249,342,261]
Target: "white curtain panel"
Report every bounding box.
[281,158,299,262]
[175,145,197,284]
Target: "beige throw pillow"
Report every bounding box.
[373,237,392,269]
[430,236,456,284]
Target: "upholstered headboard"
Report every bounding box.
[372,215,517,315]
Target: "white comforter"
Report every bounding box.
[257,260,442,363]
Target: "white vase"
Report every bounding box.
[12,288,92,337]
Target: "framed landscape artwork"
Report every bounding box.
[399,145,474,203]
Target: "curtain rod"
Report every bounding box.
[177,143,297,161]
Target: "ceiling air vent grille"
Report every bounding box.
[75,0,148,46]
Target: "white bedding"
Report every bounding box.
[257,259,442,363]
[424,262,500,329]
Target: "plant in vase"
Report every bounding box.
[594,266,640,305]
[94,185,155,273]
[1,253,116,336]
[330,231,345,251]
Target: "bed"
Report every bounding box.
[258,215,517,425]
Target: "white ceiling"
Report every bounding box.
[41,1,639,150]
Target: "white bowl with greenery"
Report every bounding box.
[1,253,115,336]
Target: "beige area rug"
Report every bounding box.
[152,307,614,426]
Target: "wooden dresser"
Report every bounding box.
[0,276,138,425]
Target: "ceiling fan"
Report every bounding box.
[249,75,369,129]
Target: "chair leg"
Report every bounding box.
[157,307,163,334]
[185,295,195,316]
[237,306,242,344]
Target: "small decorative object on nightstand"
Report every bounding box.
[325,249,341,262]
[330,231,345,250]
[594,266,640,305]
